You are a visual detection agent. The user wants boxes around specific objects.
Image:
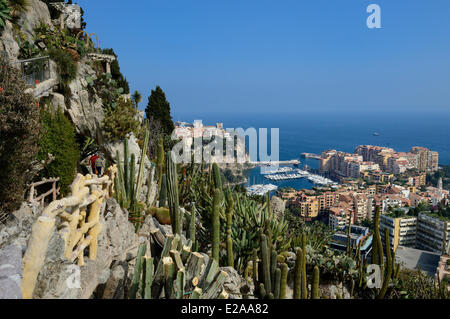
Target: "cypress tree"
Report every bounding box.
[145,86,174,137]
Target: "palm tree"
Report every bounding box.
[132,90,142,109]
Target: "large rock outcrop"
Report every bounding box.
[67,62,105,140]
[0,21,20,62]
[0,198,140,299]
[16,0,52,42]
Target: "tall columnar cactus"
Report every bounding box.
[189,203,197,249]
[294,247,302,299]
[159,173,167,207]
[134,127,149,205]
[252,248,258,285]
[123,138,131,193]
[157,137,165,189]
[377,228,393,299]
[166,151,181,235]
[373,206,384,265]
[114,128,150,222]
[301,233,307,299]
[212,188,221,263]
[226,195,234,267]
[346,217,352,254]
[270,249,277,290]
[142,256,154,299]
[280,263,288,299]
[129,153,136,206]
[260,233,271,294]
[212,162,222,190]
[273,268,281,299]
[312,266,320,299]
[129,243,147,299]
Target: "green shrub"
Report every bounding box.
[0,0,11,28]
[48,47,78,84]
[38,107,80,195]
[0,55,40,219]
[102,96,142,142]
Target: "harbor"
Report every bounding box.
[264,169,337,186]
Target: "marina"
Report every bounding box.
[263,169,337,186]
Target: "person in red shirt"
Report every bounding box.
[89,154,100,175]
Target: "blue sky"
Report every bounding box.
[77,0,450,116]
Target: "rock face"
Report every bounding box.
[270,196,285,220]
[0,198,140,299]
[0,244,23,299]
[0,0,51,62]
[17,0,52,42]
[0,21,20,62]
[67,62,105,140]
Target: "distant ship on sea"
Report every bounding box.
[373,132,380,136]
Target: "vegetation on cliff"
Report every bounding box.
[37,107,80,194]
[0,55,41,219]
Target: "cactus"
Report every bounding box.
[212,188,221,263]
[159,173,167,207]
[252,249,258,284]
[163,257,175,299]
[114,128,150,228]
[294,247,302,299]
[346,219,352,254]
[166,151,181,235]
[259,283,266,299]
[129,243,147,299]
[280,263,288,299]
[260,233,272,293]
[157,137,165,188]
[189,203,197,249]
[124,138,130,196]
[270,249,277,290]
[226,195,234,267]
[373,206,384,265]
[142,256,154,299]
[212,162,222,190]
[129,153,136,206]
[312,266,320,299]
[377,228,392,299]
[301,233,307,299]
[273,268,281,299]
[175,269,185,299]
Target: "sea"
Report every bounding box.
[173,109,450,190]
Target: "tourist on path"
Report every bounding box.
[89,153,100,175]
[95,155,105,177]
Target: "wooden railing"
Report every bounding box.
[21,166,117,299]
[28,178,60,207]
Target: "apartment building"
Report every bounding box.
[318,191,339,213]
[329,203,353,230]
[411,146,439,172]
[416,213,450,254]
[293,193,319,219]
[380,212,417,251]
